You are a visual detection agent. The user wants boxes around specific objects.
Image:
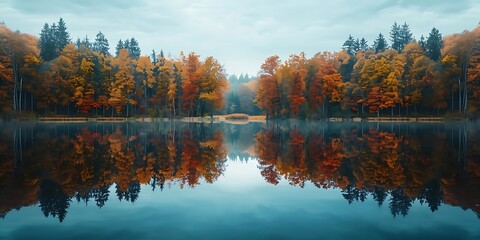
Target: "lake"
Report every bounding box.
[0,121,479,240]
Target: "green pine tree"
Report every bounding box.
[373,33,388,53]
[426,27,443,61]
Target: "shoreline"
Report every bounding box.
[0,115,468,123]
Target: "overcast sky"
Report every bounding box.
[1,0,479,76]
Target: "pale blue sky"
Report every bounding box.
[1,0,479,76]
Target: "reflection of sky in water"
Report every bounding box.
[1,159,480,240]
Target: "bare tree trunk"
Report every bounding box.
[451,84,454,112]
[144,85,147,111]
[458,77,462,113]
[13,75,17,116]
[12,57,17,117]
[463,58,468,113]
[18,77,23,115]
[31,93,34,113]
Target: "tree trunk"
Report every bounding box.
[451,84,454,112]
[458,77,463,113]
[19,77,23,115]
[31,93,34,113]
[12,57,17,117]
[144,85,147,111]
[463,58,468,113]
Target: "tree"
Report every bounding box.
[399,22,413,52]
[78,35,92,49]
[381,72,402,115]
[20,53,42,112]
[93,31,110,56]
[441,54,460,111]
[55,18,70,56]
[39,18,70,61]
[314,55,343,115]
[115,39,123,57]
[323,71,343,105]
[373,33,388,54]
[419,35,427,52]
[367,86,381,115]
[403,43,425,113]
[426,27,443,61]
[128,38,141,59]
[412,56,445,113]
[171,59,183,115]
[71,58,96,113]
[153,52,171,113]
[285,54,307,116]
[198,56,229,117]
[342,35,357,55]
[47,43,79,113]
[108,49,135,115]
[390,22,402,52]
[150,50,158,64]
[0,24,40,115]
[123,39,130,52]
[255,56,281,118]
[134,56,154,111]
[335,50,356,82]
[361,57,391,115]
[443,25,480,113]
[39,23,56,61]
[467,55,480,112]
[359,38,368,52]
[181,52,201,116]
[166,59,178,115]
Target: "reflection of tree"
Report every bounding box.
[116,181,140,202]
[254,123,480,218]
[342,185,368,204]
[255,125,343,188]
[92,185,110,208]
[39,180,71,222]
[0,123,227,221]
[389,188,412,217]
[255,126,282,185]
[1,123,480,220]
[419,180,443,212]
[372,187,388,206]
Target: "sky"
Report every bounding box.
[1,0,479,76]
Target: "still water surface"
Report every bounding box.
[0,121,479,239]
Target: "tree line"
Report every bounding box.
[255,22,480,118]
[0,18,228,117]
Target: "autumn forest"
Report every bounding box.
[256,23,480,118]
[0,18,228,118]
[1,19,480,118]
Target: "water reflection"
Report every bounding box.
[255,122,480,218]
[0,122,479,222]
[0,123,227,222]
